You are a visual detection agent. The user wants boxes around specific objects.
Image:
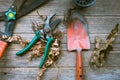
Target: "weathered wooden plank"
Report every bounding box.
[58,51,120,67]
[0,0,120,80]
[4,40,120,51]
[0,0,120,16]
[0,68,74,80]
[0,16,120,34]
[63,34,120,44]
[61,43,120,51]
[0,67,120,80]
[84,67,120,80]
[9,33,120,44]
[0,68,60,80]
[0,50,120,67]
[5,41,120,52]
[15,16,120,34]
[14,16,120,34]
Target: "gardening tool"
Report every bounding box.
[67,9,90,80]
[72,0,96,8]
[0,0,48,58]
[16,14,61,68]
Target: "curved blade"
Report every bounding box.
[50,19,61,31]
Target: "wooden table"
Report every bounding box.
[0,0,120,80]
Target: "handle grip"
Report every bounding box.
[16,35,40,56]
[0,41,7,59]
[39,37,53,68]
[16,31,41,55]
[5,21,16,36]
[76,51,83,80]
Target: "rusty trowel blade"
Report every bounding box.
[67,19,90,51]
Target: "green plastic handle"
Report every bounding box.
[16,31,41,56]
[39,37,53,68]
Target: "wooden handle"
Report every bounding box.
[76,51,83,80]
[0,41,7,59]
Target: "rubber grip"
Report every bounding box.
[16,31,41,55]
[39,37,53,68]
[76,51,83,80]
[0,41,7,59]
[16,35,39,56]
[5,21,16,36]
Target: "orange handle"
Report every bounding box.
[76,51,83,80]
[0,41,7,59]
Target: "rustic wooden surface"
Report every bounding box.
[0,0,120,80]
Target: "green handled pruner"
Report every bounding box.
[16,14,61,68]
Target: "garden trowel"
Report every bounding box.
[67,9,90,80]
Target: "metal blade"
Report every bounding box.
[67,20,90,51]
[16,0,49,18]
[69,9,89,33]
[66,9,90,51]
[50,19,61,31]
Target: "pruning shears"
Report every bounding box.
[0,0,48,59]
[16,14,61,68]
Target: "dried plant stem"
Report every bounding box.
[90,24,119,67]
[37,39,61,80]
[0,35,28,47]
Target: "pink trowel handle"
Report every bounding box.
[76,50,83,80]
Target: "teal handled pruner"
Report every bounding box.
[16,14,61,68]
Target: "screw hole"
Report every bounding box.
[80,75,82,77]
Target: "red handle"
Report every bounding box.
[76,51,83,80]
[0,41,7,59]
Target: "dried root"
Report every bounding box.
[28,19,63,61]
[28,41,45,61]
[29,13,63,80]
[37,11,47,21]
[90,24,119,67]
[27,29,63,61]
[37,39,61,80]
[37,67,47,80]
[32,22,44,32]
[0,35,28,47]
[53,30,64,40]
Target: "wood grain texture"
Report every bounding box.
[0,51,120,68]
[1,16,120,34]
[0,0,120,16]
[0,0,120,80]
[0,67,120,80]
